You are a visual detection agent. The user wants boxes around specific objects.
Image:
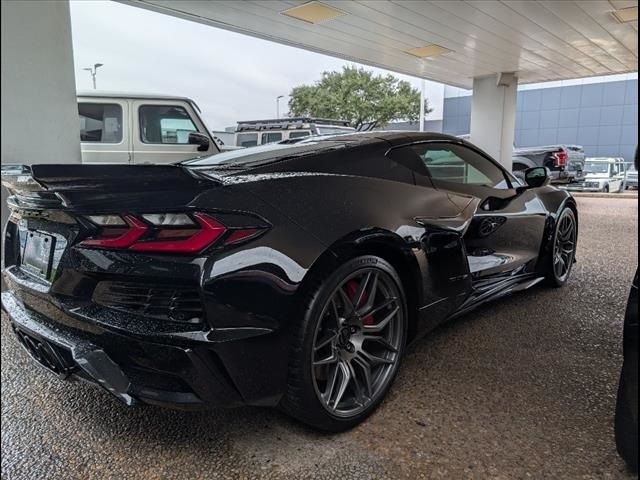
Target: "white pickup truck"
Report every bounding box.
[78,92,221,164]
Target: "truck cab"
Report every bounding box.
[78,92,220,164]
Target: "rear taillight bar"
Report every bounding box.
[79,212,264,254]
[552,151,568,168]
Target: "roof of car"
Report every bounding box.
[313,130,466,147]
[77,91,197,103]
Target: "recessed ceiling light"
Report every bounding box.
[281,1,346,24]
[406,44,452,58]
[612,6,638,23]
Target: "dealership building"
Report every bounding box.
[442,75,638,163]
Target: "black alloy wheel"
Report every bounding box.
[281,256,407,431]
[547,207,577,287]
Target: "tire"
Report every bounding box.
[280,255,408,431]
[546,207,577,288]
[615,371,639,473]
[603,184,610,193]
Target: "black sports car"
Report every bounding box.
[1,132,578,431]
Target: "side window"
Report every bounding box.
[261,132,282,144]
[79,103,122,143]
[139,105,198,144]
[236,133,258,147]
[411,143,511,190]
[288,131,311,139]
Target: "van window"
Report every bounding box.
[139,105,198,144]
[261,132,282,144]
[79,103,122,143]
[236,133,258,147]
[289,131,311,139]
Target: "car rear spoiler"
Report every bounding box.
[1,164,224,211]
[1,164,221,194]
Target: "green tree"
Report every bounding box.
[288,65,432,129]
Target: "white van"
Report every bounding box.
[78,92,220,164]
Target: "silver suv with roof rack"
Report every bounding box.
[234,117,355,147]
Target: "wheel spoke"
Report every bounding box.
[347,360,368,406]
[314,352,338,366]
[337,287,355,316]
[362,305,399,333]
[359,296,397,319]
[323,362,340,403]
[330,361,351,408]
[314,333,335,352]
[363,334,399,353]
[358,349,393,366]
[330,299,342,329]
[355,272,379,316]
[352,272,372,309]
[352,356,373,398]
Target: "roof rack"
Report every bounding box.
[236,117,351,132]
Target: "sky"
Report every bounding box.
[69,0,446,131]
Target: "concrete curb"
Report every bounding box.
[569,192,638,199]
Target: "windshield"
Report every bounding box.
[182,139,347,168]
[316,126,355,135]
[584,162,610,174]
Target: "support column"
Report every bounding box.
[469,73,518,170]
[1,0,80,286]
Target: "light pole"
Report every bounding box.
[419,79,425,132]
[276,95,285,119]
[83,63,104,90]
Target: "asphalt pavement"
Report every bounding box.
[1,197,638,479]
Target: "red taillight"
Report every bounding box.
[129,214,226,253]
[80,212,263,254]
[80,215,148,248]
[552,151,567,167]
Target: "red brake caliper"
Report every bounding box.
[345,280,375,326]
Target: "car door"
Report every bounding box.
[408,142,548,281]
[78,98,130,164]
[132,100,215,164]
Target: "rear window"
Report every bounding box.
[184,139,347,168]
[79,103,122,143]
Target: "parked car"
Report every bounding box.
[616,269,639,473]
[78,92,220,164]
[1,132,578,431]
[235,117,355,147]
[512,144,585,184]
[566,157,626,193]
[623,166,638,190]
[615,146,638,473]
[455,136,585,185]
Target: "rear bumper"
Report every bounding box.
[1,266,289,409]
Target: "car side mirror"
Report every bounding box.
[188,132,210,152]
[524,167,551,189]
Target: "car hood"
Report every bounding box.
[584,173,609,180]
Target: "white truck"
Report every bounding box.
[566,157,627,193]
[78,92,220,164]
